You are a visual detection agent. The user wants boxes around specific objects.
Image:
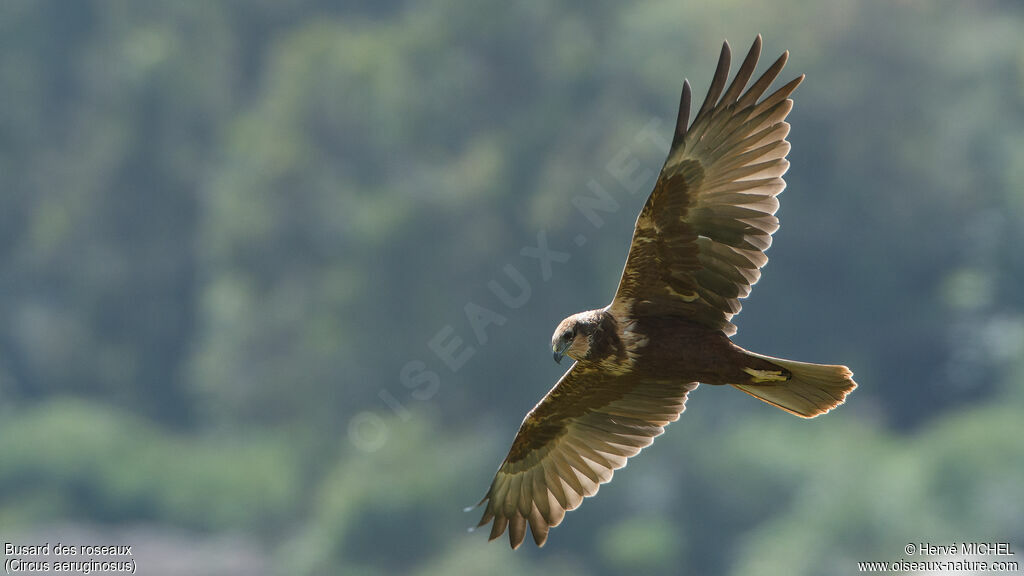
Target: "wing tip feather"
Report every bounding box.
[671,80,692,149]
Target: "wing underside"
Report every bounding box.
[611,35,803,335]
[476,364,697,548]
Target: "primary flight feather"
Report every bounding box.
[474,35,857,549]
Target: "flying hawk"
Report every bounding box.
[474,36,857,549]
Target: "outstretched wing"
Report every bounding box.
[610,35,803,335]
[475,363,697,548]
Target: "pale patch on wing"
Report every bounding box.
[665,285,700,302]
[618,316,651,366]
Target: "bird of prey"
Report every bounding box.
[473,36,857,549]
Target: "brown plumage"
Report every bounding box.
[474,35,857,549]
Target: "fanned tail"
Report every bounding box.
[731,351,856,418]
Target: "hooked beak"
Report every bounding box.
[553,340,572,364]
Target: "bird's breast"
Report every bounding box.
[624,316,743,383]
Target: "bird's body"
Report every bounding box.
[475,36,857,549]
[560,308,771,384]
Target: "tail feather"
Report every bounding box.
[731,352,856,418]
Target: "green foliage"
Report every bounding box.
[728,402,1024,576]
[0,399,299,532]
[598,515,683,573]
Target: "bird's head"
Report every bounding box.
[551,311,602,364]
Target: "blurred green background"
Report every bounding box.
[2,1,1023,574]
